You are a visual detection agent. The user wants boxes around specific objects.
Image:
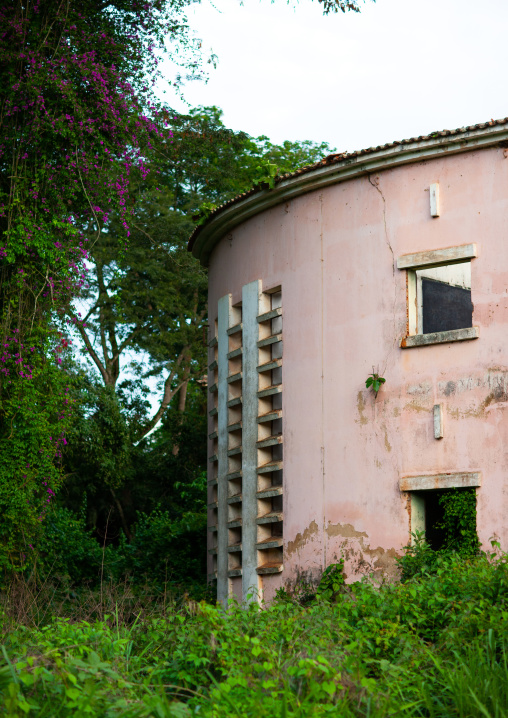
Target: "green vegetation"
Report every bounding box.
[365,372,386,397]
[437,488,481,557]
[1,547,508,716]
[399,488,480,582]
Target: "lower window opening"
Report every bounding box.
[412,487,479,555]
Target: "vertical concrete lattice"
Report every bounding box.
[209,282,284,604]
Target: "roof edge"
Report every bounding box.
[190,121,508,266]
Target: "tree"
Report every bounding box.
[0,0,201,566]
[60,105,335,538]
[69,105,336,434]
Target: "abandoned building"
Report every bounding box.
[188,118,508,604]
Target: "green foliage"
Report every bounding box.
[365,372,386,394]
[36,505,108,585]
[396,531,440,582]
[30,495,207,592]
[0,346,73,574]
[437,487,480,557]
[66,381,136,491]
[2,551,508,716]
[61,373,207,545]
[397,489,480,582]
[118,501,207,589]
[251,161,278,189]
[317,0,371,16]
[0,0,200,569]
[275,573,318,605]
[316,560,346,601]
[157,107,336,215]
[194,201,218,226]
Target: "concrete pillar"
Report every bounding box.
[241,280,263,602]
[216,294,232,605]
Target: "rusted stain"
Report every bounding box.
[483,384,508,408]
[447,384,508,420]
[406,492,412,543]
[286,520,319,556]
[401,371,508,421]
[287,520,401,579]
[356,391,368,425]
[405,271,409,337]
[364,546,399,572]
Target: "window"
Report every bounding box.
[400,472,481,549]
[417,262,472,334]
[411,490,448,550]
[397,243,479,348]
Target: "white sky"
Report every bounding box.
[161,0,508,153]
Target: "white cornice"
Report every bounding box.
[191,123,508,266]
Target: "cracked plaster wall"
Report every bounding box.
[207,145,508,600]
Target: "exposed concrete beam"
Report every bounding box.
[400,472,481,492]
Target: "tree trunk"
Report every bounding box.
[171,357,190,456]
[110,488,132,542]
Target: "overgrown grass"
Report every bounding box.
[1,548,508,717]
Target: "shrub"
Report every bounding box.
[35,506,111,585]
[118,507,207,590]
[29,502,208,598]
[396,530,441,582]
[2,550,508,716]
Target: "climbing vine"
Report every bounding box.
[0,0,200,568]
[437,488,480,558]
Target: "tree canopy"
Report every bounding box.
[69,105,335,441]
[0,0,361,570]
[0,0,197,564]
[59,104,335,540]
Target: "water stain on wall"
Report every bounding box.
[286,520,319,556]
[356,391,368,426]
[382,422,392,452]
[326,521,400,580]
[326,522,368,540]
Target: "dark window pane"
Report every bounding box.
[422,278,473,334]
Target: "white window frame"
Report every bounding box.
[397,243,479,348]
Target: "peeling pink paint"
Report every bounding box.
[203,140,508,599]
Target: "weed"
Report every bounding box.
[1,551,508,716]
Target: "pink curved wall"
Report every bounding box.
[207,145,508,599]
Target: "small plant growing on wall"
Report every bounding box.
[365,372,386,397]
